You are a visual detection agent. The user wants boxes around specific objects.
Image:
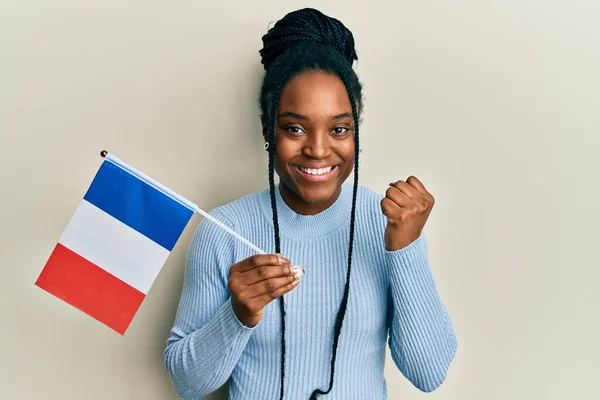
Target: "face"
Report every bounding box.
[264,70,356,215]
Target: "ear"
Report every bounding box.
[260,116,268,142]
[262,125,268,143]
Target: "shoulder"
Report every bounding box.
[191,188,269,247]
[187,188,268,269]
[205,188,269,228]
[356,183,385,203]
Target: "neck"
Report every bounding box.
[260,182,353,239]
[279,182,342,215]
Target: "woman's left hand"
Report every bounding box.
[381,176,435,251]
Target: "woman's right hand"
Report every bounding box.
[228,254,303,328]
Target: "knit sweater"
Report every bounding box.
[164,183,457,400]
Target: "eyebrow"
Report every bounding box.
[277,111,353,121]
[278,111,308,120]
[331,112,352,120]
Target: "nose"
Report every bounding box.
[302,131,332,160]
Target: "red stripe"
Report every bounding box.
[35,243,145,335]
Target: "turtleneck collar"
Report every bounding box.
[259,182,353,239]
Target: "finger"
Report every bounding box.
[380,197,403,218]
[406,176,429,196]
[236,254,290,273]
[248,275,300,299]
[241,264,296,285]
[385,185,414,207]
[249,278,301,307]
[389,181,420,199]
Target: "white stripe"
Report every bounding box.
[59,200,170,294]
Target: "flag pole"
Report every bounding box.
[99,150,266,255]
[191,206,266,255]
[99,150,304,274]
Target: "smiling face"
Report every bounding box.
[264,70,357,215]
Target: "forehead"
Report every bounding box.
[278,71,351,117]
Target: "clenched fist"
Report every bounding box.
[381,176,434,251]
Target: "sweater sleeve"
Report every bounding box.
[164,209,259,400]
[386,232,457,392]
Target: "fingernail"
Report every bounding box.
[279,256,289,264]
[292,279,300,286]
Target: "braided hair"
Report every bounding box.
[258,8,363,400]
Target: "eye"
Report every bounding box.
[282,126,305,135]
[331,127,351,136]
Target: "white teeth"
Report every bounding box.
[299,166,333,175]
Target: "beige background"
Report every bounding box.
[1,0,599,399]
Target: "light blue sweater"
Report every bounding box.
[164,183,457,399]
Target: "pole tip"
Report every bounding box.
[100,150,108,158]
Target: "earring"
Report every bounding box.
[264,142,269,150]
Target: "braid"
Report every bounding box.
[258,8,364,399]
[267,79,287,400]
[309,73,360,400]
[259,8,357,70]
[268,82,282,255]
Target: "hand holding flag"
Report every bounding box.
[35,151,300,334]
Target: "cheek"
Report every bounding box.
[272,144,295,176]
[338,141,356,178]
[338,139,356,163]
[274,138,299,166]
[271,152,285,177]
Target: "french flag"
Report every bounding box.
[35,153,195,334]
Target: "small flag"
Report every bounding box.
[35,153,195,334]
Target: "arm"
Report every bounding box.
[386,232,457,392]
[164,209,258,400]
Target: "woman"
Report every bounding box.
[164,8,457,400]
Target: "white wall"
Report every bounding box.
[1,1,599,399]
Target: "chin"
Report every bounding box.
[294,182,340,203]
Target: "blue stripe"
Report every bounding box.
[84,160,194,251]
